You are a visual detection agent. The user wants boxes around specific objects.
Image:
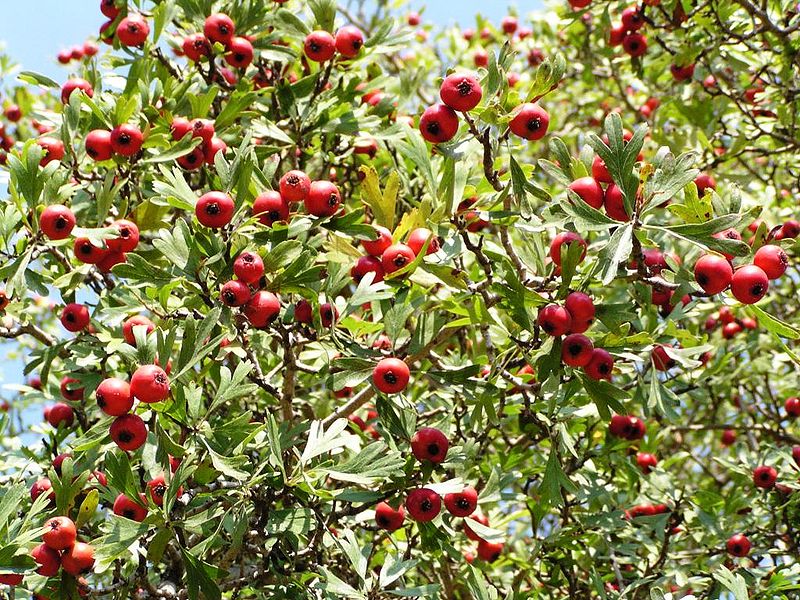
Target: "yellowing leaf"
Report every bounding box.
[359,166,397,228]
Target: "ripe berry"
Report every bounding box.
[722,321,742,339]
[362,225,393,257]
[110,413,148,451]
[196,191,235,228]
[477,540,503,562]
[233,251,264,285]
[753,465,777,489]
[721,429,736,446]
[561,333,594,367]
[73,237,108,264]
[61,78,94,104]
[190,118,215,143]
[726,534,751,557]
[177,146,205,170]
[31,478,55,503]
[131,364,170,403]
[100,0,120,18]
[419,104,459,143]
[60,376,84,401]
[407,228,439,256]
[410,427,449,463]
[351,255,384,283]
[113,493,148,522]
[305,180,341,217]
[108,219,140,252]
[780,220,800,239]
[85,129,112,160]
[304,30,336,62]
[42,516,77,551]
[225,37,254,69]
[279,170,311,202]
[730,265,768,304]
[45,402,72,430]
[116,14,150,46]
[584,348,614,381]
[148,473,180,506]
[621,6,644,30]
[60,303,90,332]
[604,184,630,221]
[591,156,612,183]
[320,303,338,327]
[509,103,550,140]
[444,486,478,517]
[335,25,364,58]
[538,304,572,337]
[670,63,695,81]
[122,315,155,345]
[204,13,235,45]
[695,173,716,196]
[793,446,800,467]
[96,378,133,416]
[439,72,483,112]
[568,177,604,209]
[61,542,94,576]
[37,137,65,166]
[465,513,490,541]
[694,254,733,295]
[786,397,800,417]
[372,357,410,394]
[609,24,626,45]
[652,345,676,371]
[252,191,289,226]
[294,300,313,324]
[405,488,441,522]
[636,452,658,474]
[382,244,416,276]
[375,502,405,531]
[221,280,251,307]
[110,124,144,156]
[244,291,281,328]
[753,245,788,280]
[622,32,647,57]
[31,542,61,577]
[182,33,211,62]
[565,291,595,332]
[0,574,23,585]
[52,453,72,475]
[473,48,488,67]
[549,232,587,266]
[40,204,76,240]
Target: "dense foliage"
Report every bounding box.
[0,0,799,598]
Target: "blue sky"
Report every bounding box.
[0,1,526,394]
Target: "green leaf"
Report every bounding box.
[748,304,800,340]
[596,223,633,285]
[18,71,59,88]
[182,548,221,600]
[714,566,748,600]
[308,0,337,31]
[141,135,202,164]
[358,166,397,229]
[75,489,99,529]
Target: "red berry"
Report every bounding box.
[608,24,626,45]
[110,413,148,451]
[561,333,594,367]
[37,137,65,166]
[509,103,550,140]
[31,478,55,503]
[465,513,489,541]
[636,452,658,474]
[122,315,155,345]
[372,358,410,394]
[584,348,614,381]
[110,123,144,156]
[225,37,254,69]
[31,543,61,577]
[694,254,733,295]
[382,243,416,276]
[100,0,120,18]
[538,304,572,337]
[793,446,800,467]
[721,429,737,446]
[419,104,459,143]
[253,191,289,226]
[96,378,133,416]
[294,300,313,324]
[113,493,148,522]
[279,170,311,202]
[73,237,108,265]
[244,291,281,328]
[305,180,341,217]
[335,25,364,58]
[726,534,751,557]
[410,427,449,463]
[621,6,644,30]
[695,173,717,196]
[362,225,393,257]
[730,265,768,304]
[147,473,177,506]
[604,183,630,221]
[786,397,800,417]
[407,228,439,256]
[670,63,695,82]
[549,232,587,266]
[405,488,441,522]
[444,486,478,517]
[565,291,595,332]
[116,14,150,46]
[42,516,77,551]
[45,402,74,428]
[753,244,788,280]
[190,118,215,143]
[130,364,170,403]
[60,303,90,332]
[61,78,94,104]
[233,251,264,285]
[722,321,742,339]
[304,30,336,62]
[591,155,612,183]
[375,502,405,531]
[568,177,604,209]
[177,146,205,170]
[108,219,140,252]
[182,33,211,62]
[40,204,76,240]
[753,465,777,488]
[85,129,113,160]
[61,542,94,576]
[439,72,483,112]
[351,255,384,283]
[622,32,647,57]
[204,13,235,45]
[477,540,503,562]
[473,49,488,67]
[196,191,235,228]
[652,345,676,371]
[205,137,227,165]
[60,376,84,401]
[320,303,338,327]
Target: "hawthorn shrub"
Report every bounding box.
[0,0,799,598]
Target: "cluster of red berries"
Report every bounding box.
[608,415,659,473]
[568,174,630,222]
[56,40,99,65]
[303,25,365,63]
[113,467,182,523]
[171,116,227,170]
[704,305,758,339]
[607,5,648,58]
[351,223,439,284]
[219,249,280,329]
[30,516,94,579]
[99,3,150,48]
[374,427,502,561]
[179,13,254,69]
